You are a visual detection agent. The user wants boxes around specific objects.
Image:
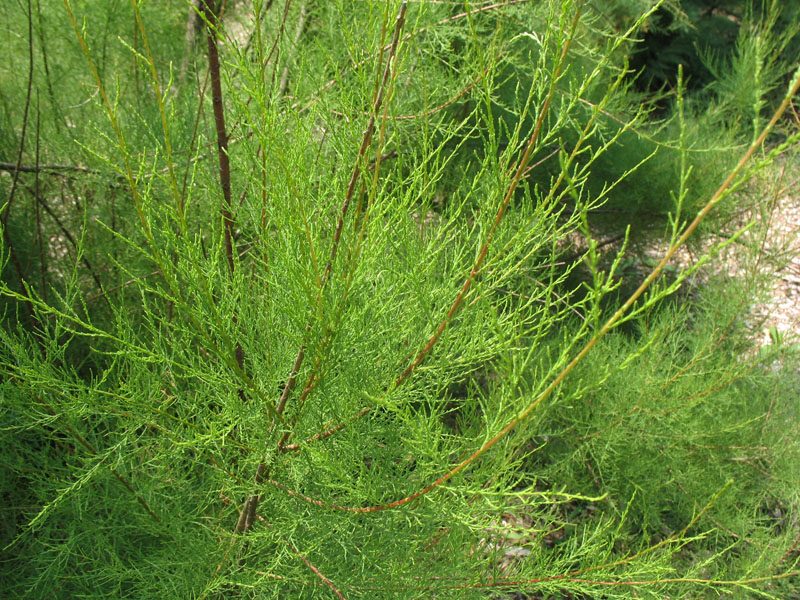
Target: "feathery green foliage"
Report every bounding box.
[1,1,799,598]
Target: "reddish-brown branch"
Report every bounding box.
[192,0,531,158]
[202,0,236,275]
[277,13,407,450]
[261,0,293,94]
[394,1,583,389]
[266,481,729,600]
[273,2,406,433]
[778,530,800,565]
[279,5,569,456]
[279,406,371,452]
[201,0,247,398]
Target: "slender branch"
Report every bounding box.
[280,9,570,456]
[290,0,532,115]
[209,0,530,149]
[131,0,184,226]
[276,0,407,451]
[202,0,236,274]
[274,1,408,424]
[179,68,211,213]
[75,0,527,174]
[0,14,43,333]
[199,0,250,415]
[1,227,38,326]
[279,406,372,452]
[394,0,585,388]
[33,96,47,304]
[177,0,203,90]
[2,0,35,228]
[263,0,293,94]
[277,3,308,97]
[35,0,63,135]
[331,68,485,122]
[0,161,99,174]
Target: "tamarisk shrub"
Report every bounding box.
[1,0,799,597]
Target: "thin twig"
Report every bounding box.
[2,0,35,228]
[277,3,308,97]
[22,184,107,303]
[177,0,203,90]
[201,0,248,401]
[290,0,531,115]
[34,95,47,304]
[279,406,372,452]
[256,514,348,599]
[35,0,63,134]
[276,0,409,451]
[274,1,407,427]
[331,68,485,122]
[0,161,99,174]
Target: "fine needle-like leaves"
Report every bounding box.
[1,1,799,598]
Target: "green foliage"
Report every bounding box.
[1,1,799,598]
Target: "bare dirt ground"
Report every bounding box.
[647,167,800,350]
[745,190,800,347]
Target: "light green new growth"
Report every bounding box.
[1,1,799,598]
